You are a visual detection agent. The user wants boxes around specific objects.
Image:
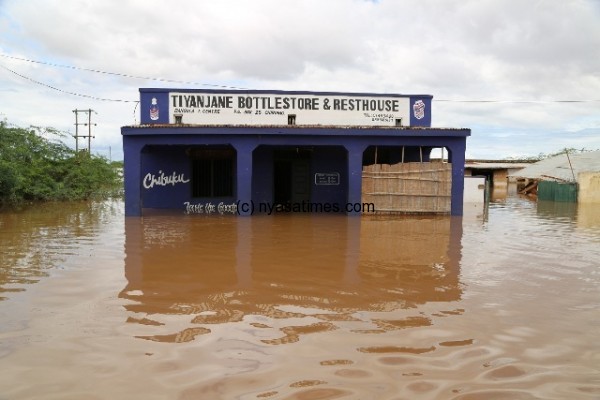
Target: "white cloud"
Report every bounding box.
[1,0,599,160]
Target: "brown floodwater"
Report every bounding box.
[0,195,599,399]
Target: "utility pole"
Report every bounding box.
[73,109,97,153]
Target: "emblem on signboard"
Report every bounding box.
[413,100,425,120]
[150,97,159,121]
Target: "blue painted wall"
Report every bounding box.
[140,146,191,208]
[251,146,273,207]
[310,146,347,208]
[123,127,470,216]
[251,145,348,213]
[140,144,238,213]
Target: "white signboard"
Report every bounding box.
[315,172,340,185]
[168,92,410,126]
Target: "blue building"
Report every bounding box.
[122,89,470,216]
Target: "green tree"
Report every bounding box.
[0,120,121,208]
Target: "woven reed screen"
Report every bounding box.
[362,162,452,213]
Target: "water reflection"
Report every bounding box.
[0,200,122,300]
[537,200,578,222]
[577,202,600,231]
[537,200,600,233]
[2,200,599,399]
[121,214,463,344]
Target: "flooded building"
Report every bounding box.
[465,160,533,191]
[122,89,471,216]
[510,150,600,203]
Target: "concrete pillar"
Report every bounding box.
[123,139,143,217]
[448,141,466,216]
[234,142,257,216]
[345,143,368,215]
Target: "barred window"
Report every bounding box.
[191,147,234,197]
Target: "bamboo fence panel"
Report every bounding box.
[362,162,452,213]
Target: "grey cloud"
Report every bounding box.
[1,0,599,159]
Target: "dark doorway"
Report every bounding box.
[190,146,235,197]
[273,149,311,205]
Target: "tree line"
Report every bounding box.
[0,120,122,208]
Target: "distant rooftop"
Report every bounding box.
[466,159,535,170]
[466,159,537,164]
[509,150,600,182]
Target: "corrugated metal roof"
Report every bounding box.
[123,123,469,131]
[509,150,600,182]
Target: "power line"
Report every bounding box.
[2,53,600,104]
[435,98,600,104]
[0,63,138,102]
[0,53,250,90]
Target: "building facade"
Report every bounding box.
[122,89,470,216]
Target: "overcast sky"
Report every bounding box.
[1,0,599,160]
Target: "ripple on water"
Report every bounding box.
[451,390,545,400]
[1,198,600,399]
[358,345,437,354]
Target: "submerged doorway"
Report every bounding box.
[273,149,311,205]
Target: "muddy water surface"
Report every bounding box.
[0,197,599,399]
